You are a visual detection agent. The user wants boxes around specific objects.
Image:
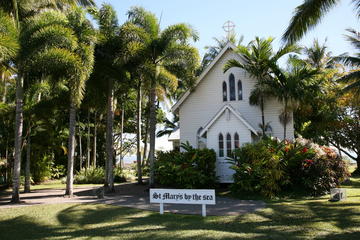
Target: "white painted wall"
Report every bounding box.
[177,47,295,183]
[207,110,252,182]
[179,48,294,149]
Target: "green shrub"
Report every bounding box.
[50,164,66,179]
[155,142,217,189]
[230,137,350,197]
[74,166,128,184]
[74,167,104,184]
[32,154,53,183]
[114,167,127,183]
[229,139,289,198]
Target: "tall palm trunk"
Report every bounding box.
[78,119,82,170]
[2,71,6,103]
[105,78,115,192]
[65,103,76,197]
[24,126,31,193]
[5,139,8,183]
[119,104,124,168]
[11,75,24,203]
[136,83,143,184]
[142,113,149,168]
[148,80,157,187]
[92,111,97,167]
[260,97,265,137]
[86,110,91,169]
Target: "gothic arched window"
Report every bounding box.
[238,80,243,100]
[218,133,224,157]
[222,81,227,101]
[226,133,232,156]
[229,74,235,101]
[234,133,240,149]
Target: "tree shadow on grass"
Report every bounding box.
[1,201,360,240]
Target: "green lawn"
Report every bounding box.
[0,178,359,239]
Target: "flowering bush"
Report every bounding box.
[230,137,349,197]
[288,138,349,195]
[155,142,217,189]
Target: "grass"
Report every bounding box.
[0,178,359,239]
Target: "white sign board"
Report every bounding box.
[149,189,216,217]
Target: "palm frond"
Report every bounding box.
[223,59,244,73]
[127,6,159,38]
[283,0,340,44]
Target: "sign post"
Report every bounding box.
[150,189,216,217]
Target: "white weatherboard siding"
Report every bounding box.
[175,43,294,183]
[207,110,252,183]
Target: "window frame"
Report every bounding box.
[222,81,228,102]
[229,74,236,101]
[226,133,232,156]
[218,133,224,157]
[234,132,240,149]
[237,80,243,100]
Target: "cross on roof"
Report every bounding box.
[222,21,235,40]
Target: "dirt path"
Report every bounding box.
[0,183,265,216]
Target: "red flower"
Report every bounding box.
[301,147,308,153]
[284,147,290,152]
[302,159,314,168]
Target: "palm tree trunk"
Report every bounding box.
[11,74,24,203]
[5,139,8,183]
[142,113,149,168]
[119,104,124,168]
[260,97,265,137]
[92,111,97,167]
[105,78,115,192]
[24,126,31,193]
[148,80,157,187]
[65,103,76,197]
[87,110,91,169]
[136,83,143,184]
[79,120,82,170]
[2,71,6,103]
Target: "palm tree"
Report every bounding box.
[0,10,18,63]
[127,7,200,186]
[224,37,300,137]
[266,60,319,139]
[2,0,95,204]
[304,39,335,69]
[21,8,95,197]
[156,114,179,138]
[337,29,360,93]
[283,0,360,44]
[91,4,146,190]
[200,33,244,73]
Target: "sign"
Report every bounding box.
[150,189,215,217]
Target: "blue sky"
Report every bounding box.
[94,0,359,58]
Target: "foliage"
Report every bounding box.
[74,166,127,184]
[50,164,66,179]
[31,153,53,183]
[282,0,360,44]
[74,167,104,184]
[155,142,217,189]
[336,28,360,93]
[229,139,289,198]
[113,167,127,183]
[230,137,350,197]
